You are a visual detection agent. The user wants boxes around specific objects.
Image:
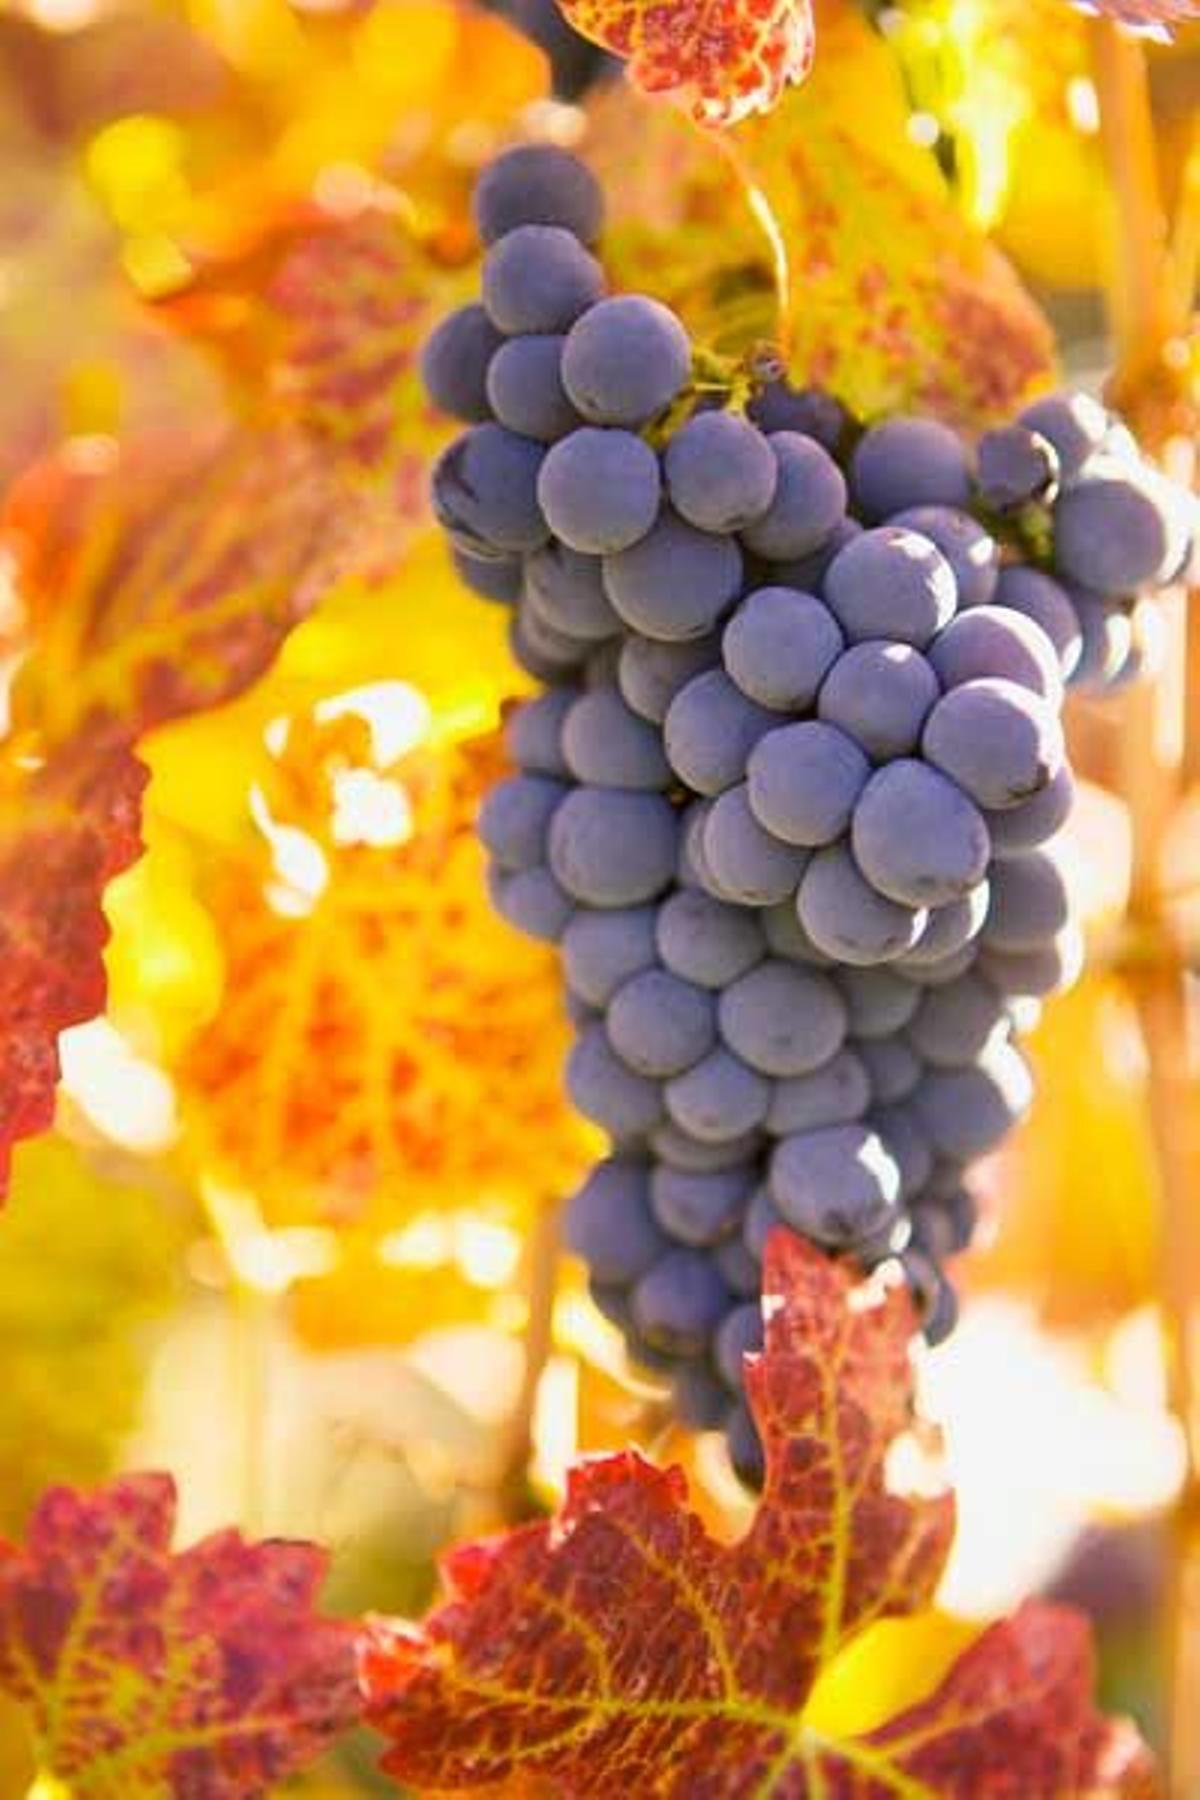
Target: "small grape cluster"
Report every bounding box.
[422,144,1196,1482]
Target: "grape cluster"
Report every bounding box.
[423,144,1197,1484]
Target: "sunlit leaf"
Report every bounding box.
[0,1471,361,1794]
[364,1232,1153,1795]
[586,0,1055,425]
[560,0,814,125]
[0,1136,181,1537]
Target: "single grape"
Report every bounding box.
[481,223,604,333]
[487,865,573,942]
[665,671,776,795]
[747,381,847,450]
[742,1184,782,1260]
[909,1188,978,1260]
[656,888,765,989]
[798,842,928,965]
[907,972,1009,1068]
[888,505,999,608]
[650,1163,754,1246]
[651,1122,764,1172]
[851,417,971,519]
[453,546,523,604]
[525,542,620,642]
[764,1047,871,1135]
[835,966,921,1038]
[567,1022,665,1136]
[928,604,1061,704]
[767,516,862,593]
[478,774,568,869]
[548,787,678,905]
[900,885,990,965]
[1054,464,1187,596]
[981,849,1071,952]
[673,1363,730,1430]
[872,1103,934,1200]
[604,511,744,642]
[746,720,871,847]
[984,764,1074,856]
[724,1400,765,1486]
[664,412,778,532]
[714,1302,764,1390]
[632,1249,729,1354]
[769,1123,901,1247]
[665,1047,771,1142]
[740,432,848,560]
[562,687,671,789]
[702,785,811,906]
[856,1035,922,1104]
[722,587,844,711]
[607,966,717,1078]
[561,295,691,426]
[618,631,721,724]
[421,303,504,422]
[562,905,659,1006]
[537,427,660,554]
[975,424,1060,511]
[992,567,1083,680]
[980,929,1085,997]
[1017,390,1108,482]
[432,423,548,555]
[486,333,580,441]
[911,1041,1034,1159]
[506,687,577,776]
[851,760,990,905]
[565,1156,665,1282]
[823,527,957,648]
[510,606,587,681]
[677,797,720,891]
[923,678,1063,810]
[473,144,604,245]
[818,641,941,761]
[718,959,847,1078]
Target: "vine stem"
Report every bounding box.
[494,1194,561,1524]
[708,126,793,359]
[1090,21,1200,1793]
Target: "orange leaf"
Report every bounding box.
[0,1472,361,1794]
[560,0,814,124]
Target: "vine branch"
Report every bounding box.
[494,1193,561,1524]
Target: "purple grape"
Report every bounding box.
[976,424,1060,511]
[1070,593,1134,691]
[567,1022,665,1136]
[665,671,776,796]
[823,527,957,648]
[818,642,940,761]
[718,959,846,1078]
[724,1400,765,1486]
[548,788,679,905]
[486,333,580,441]
[473,144,604,245]
[537,427,660,554]
[562,904,658,1006]
[506,687,577,775]
[747,381,847,450]
[632,1249,729,1354]
[835,966,921,1038]
[432,424,548,555]
[525,542,620,642]
[984,763,1074,856]
[907,972,1009,1067]
[981,849,1071,951]
[562,295,691,426]
[911,1042,1034,1159]
[664,411,778,532]
[618,631,721,724]
[746,721,871,847]
[769,1123,901,1246]
[604,511,744,642]
[978,930,1083,998]
[851,416,971,519]
[656,888,764,989]
[607,967,717,1077]
[889,505,999,608]
[872,1103,934,1201]
[453,547,523,604]
[993,567,1083,680]
[565,1156,665,1282]
[665,1047,771,1142]
[478,773,568,869]
[722,587,844,711]
[761,900,835,966]
[851,760,990,906]
[481,223,604,333]
[764,1048,871,1134]
[673,1363,730,1429]
[562,687,671,789]
[702,785,811,906]
[742,1185,782,1260]
[798,842,928,965]
[1018,390,1108,482]
[421,303,503,422]
[714,1301,764,1389]
[900,885,990,965]
[488,865,573,942]
[856,1035,921,1104]
[651,1122,764,1172]
[928,604,1061,703]
[923,678,1063,810]
[903,1246,959,1346]
[714,1236,762,1298]
[1055,465,1186,596]
[650,1163,754,1246]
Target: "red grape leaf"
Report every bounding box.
[0,1471,361,1795]
[559,0,815,124]
[0,742,146,1193]
[1087,0,1196,23]
[363,1233,1155,1797]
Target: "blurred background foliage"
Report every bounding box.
[0,0,1196,1786]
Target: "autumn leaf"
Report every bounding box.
[0,1136,182,1536]
[364,1232,1154,1795]
[560,0,814,125]
[0,1471,362,1795]
[585,0,1055,426]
